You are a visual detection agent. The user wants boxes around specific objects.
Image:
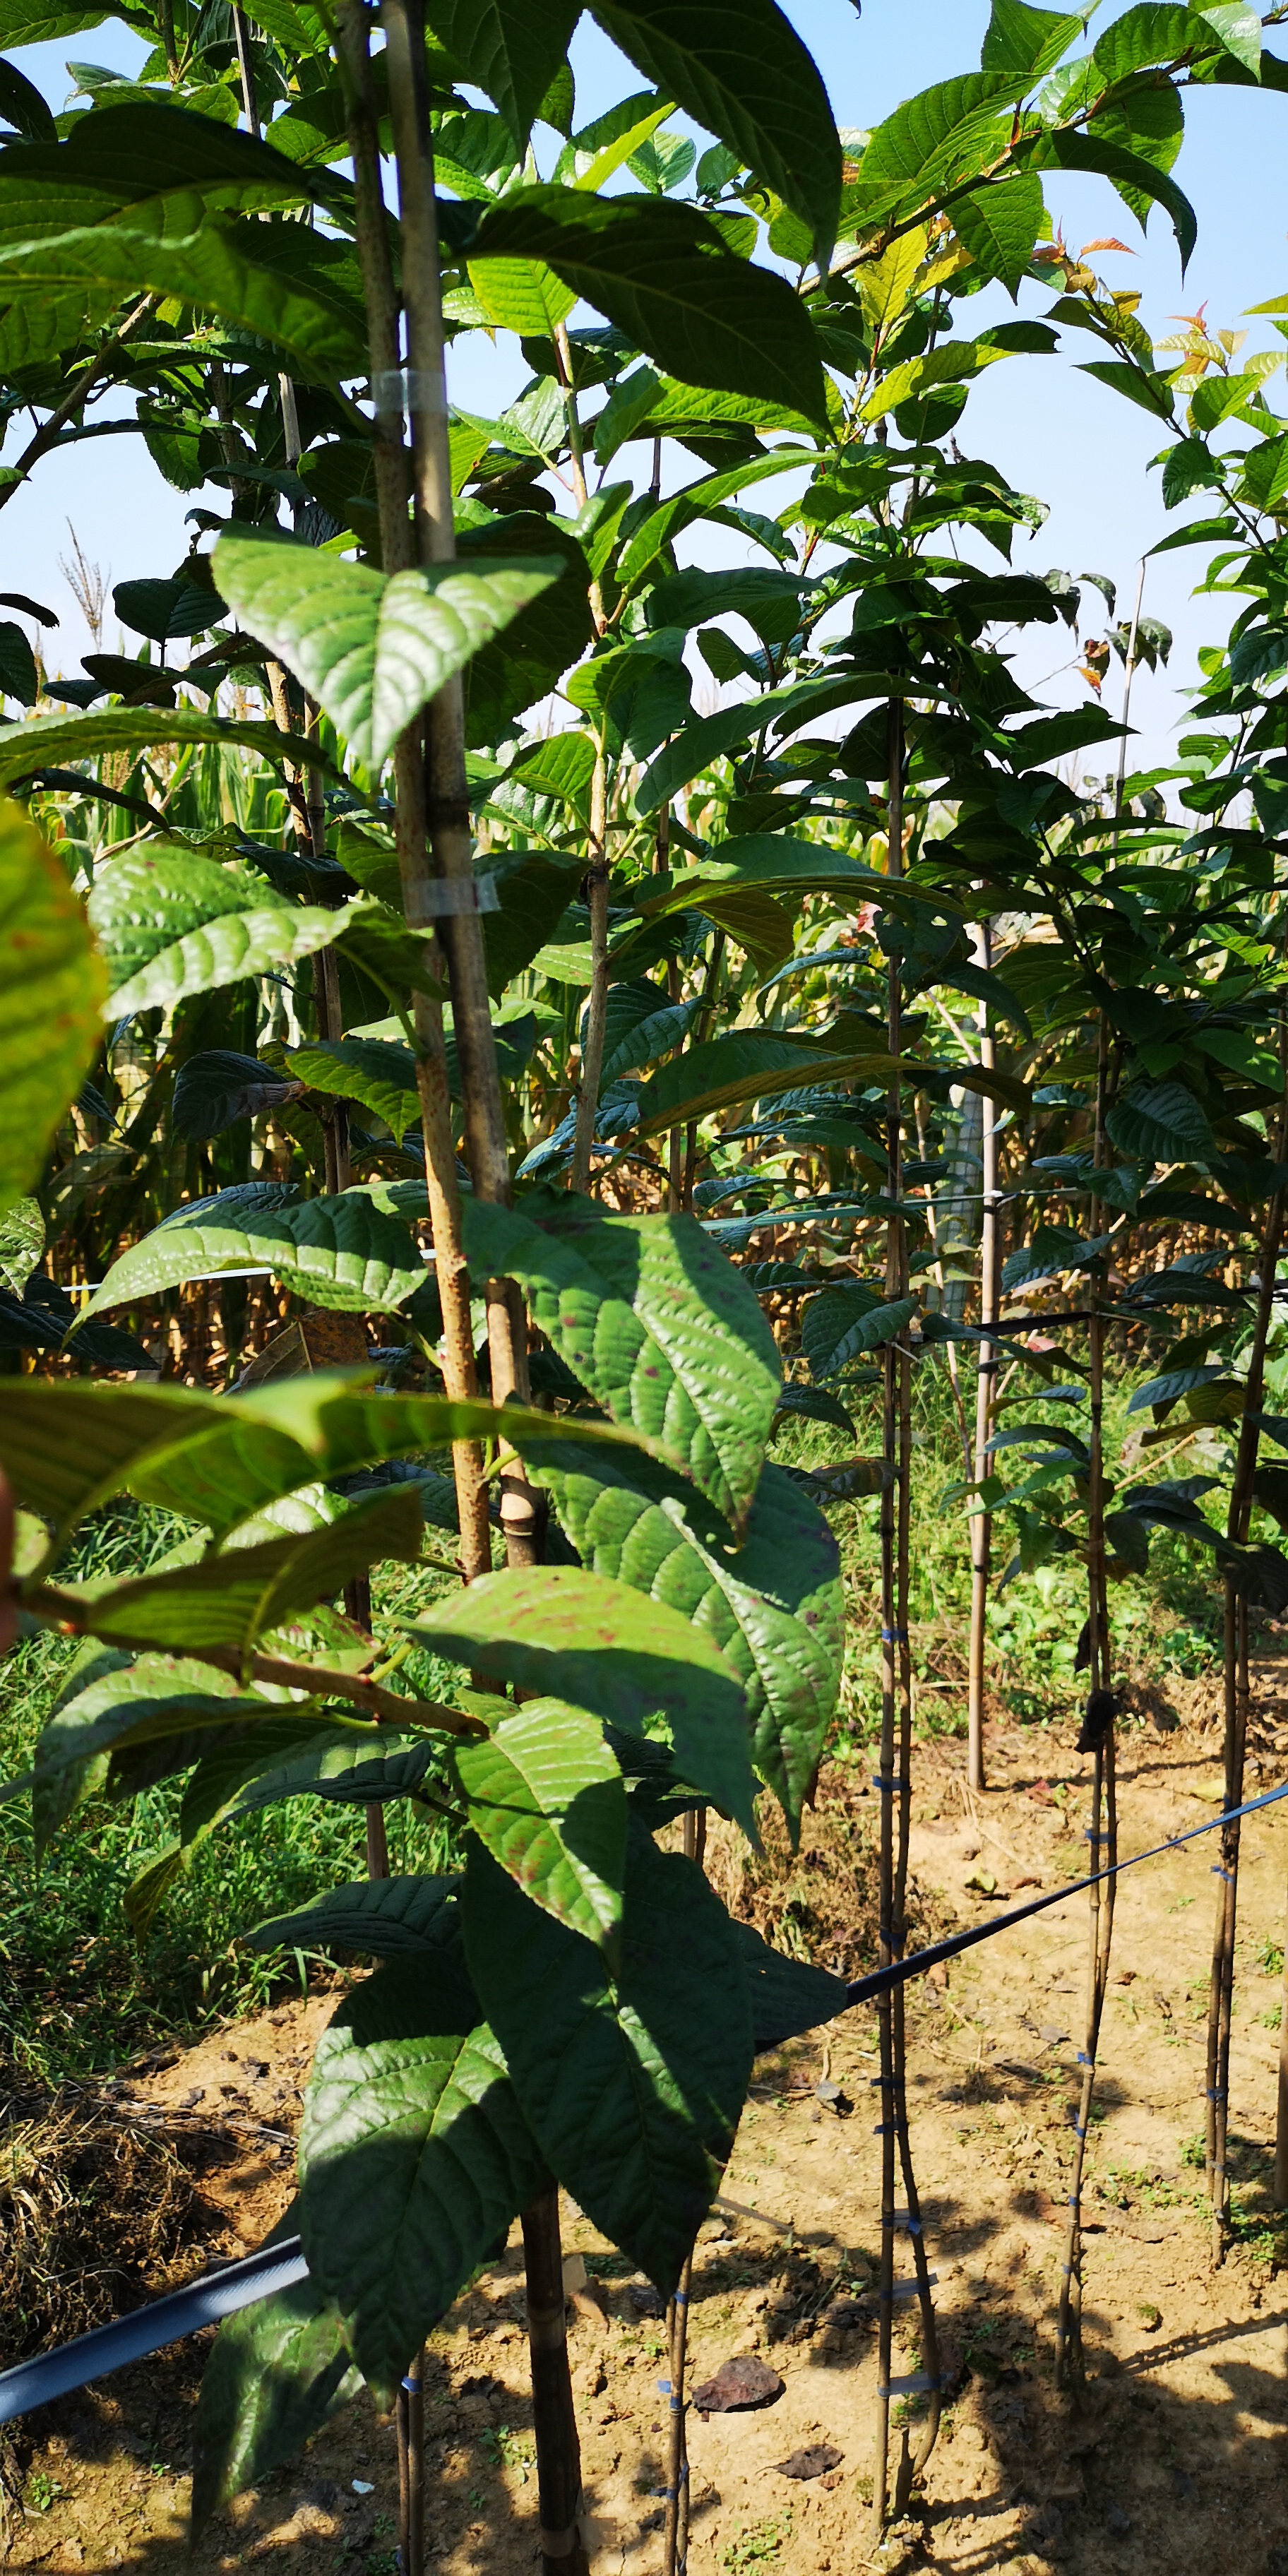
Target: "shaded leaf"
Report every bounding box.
[0,797,105,1218]
[463,1832,753,2294]
[455,1701,626,1952]
[299,1963,544,2401]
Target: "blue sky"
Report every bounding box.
[4,1,1287,774]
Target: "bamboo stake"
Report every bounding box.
[378,6,581,2526]
[333,0,492,1579]
[570,744,609,1195]
[872,700,939,2533]
[1055,1012,1116,2387]
[662,1803,705,2576]
[381,0,541,1570]
[967,926,997,1796]
[1275,1889,1288,2207]
[1207,1173,1288,2255]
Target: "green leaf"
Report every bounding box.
[299,1964,545,2402]
[980,0,1082,78]
[1127,1364,1234,1414]
[455,1702,626,1953]
[88,849,370,1019]
[172,1050,302,1141]
[408,1563,756,1832]
[423,0,579,145]
[78,1186,429,1320]
[0,798,105,1220]
[633,1033,899,1140]
[595,982,697,1089]
[525,1442,842,1831]
[916,960,1032,1037]
[32,1650,263,1851]
[460,1195,780,1531]
[0,1381,229,1560]
[193,1727,439,1839]
[772,1383,856,1438]
[951,171,1044,294]
[587,0,841,256]
[286,1038,420,1138]
[246,1876,463,1957]
[213,537,561,771]
[0,1372,652,1561]
[0,1193,43,1296]
[802,1285,917,1377]
[463,1832,753,2294]
[1045,125,1196,269]
[730,1919,847,2049]
[0,203,368,380]
[0,703,329,794]
[467,189,827,422]
[1105,1079,1217,1164]
[0,616,38,702]
[191,2213,360,2536]
[43,1486,426,1657]
[636,835,885,919]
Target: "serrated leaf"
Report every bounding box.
[467,187,827,422]
[525,1441,840,1832]
[43,1486,425,1657]
[408,1563,756,1832]
[636,835,886,919]
[246,1876,463,1957]
[951,170,1044,294]
[981,0,1082,78]
[0,797,105,1219]
[286,1037,420,1138]
[299,1963,545,2401]
[455,1703,626,1952]
[423,0,580,145]
[1105,1078,1217,1164]
[588,0,840,254]
[87,844,370,1018]
[463,1832,753,2294]
[213,537,561,771]
[78,1186,429,1320]
[191,2214,360,2536]
[460,1195,780,1532]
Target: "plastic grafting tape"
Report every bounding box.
[881,1628,909,1643]
[881,2277,938,2302]
[878,2373,937,2398]
[656,2378,672,2395]
[871,2121,907,2136]
[1212,1866,1234,1882]
[672,2289,689,2306]
[1075,2051,1092,2066]
[408,878,501,919]
[401,2375,422,2395]
[371,366,447,415]
[882,2212,923,2233]
[871,1775,898,1792]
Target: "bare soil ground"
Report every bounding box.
[6,1659,1288,2576]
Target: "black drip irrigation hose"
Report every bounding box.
[4,1777,1288,2432]
[0,2232,308,2426]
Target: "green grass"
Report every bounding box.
[0,1499,466,2087]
